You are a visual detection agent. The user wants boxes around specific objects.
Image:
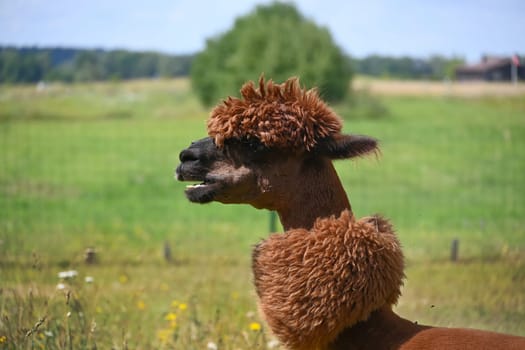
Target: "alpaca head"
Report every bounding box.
[176,77,378,213]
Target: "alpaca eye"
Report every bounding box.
[248,139,266,153]
[223,138,269,163]
[240,138,266,153]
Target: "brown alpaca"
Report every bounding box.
[176,77,525,349]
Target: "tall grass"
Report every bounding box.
[1,79,524,348]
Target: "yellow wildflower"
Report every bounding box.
[164,312,177,321]
[137,300,146,310]
[0,335,7,344]
[157,329,173,344]
[170,300,179,308]
[178,303,187,311]
[164,312,177,329]
[249,322,262,331]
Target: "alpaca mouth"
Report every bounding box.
[176,161,221,203]
[183,178,222,203]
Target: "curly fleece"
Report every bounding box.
[207,77,343,151]
[252,211,405,350]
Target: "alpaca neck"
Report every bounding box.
[329,307,427,350]
[276,159,352,231]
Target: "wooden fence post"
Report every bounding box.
[269,211,277,233]
[164,241,172,262]
[450,239,459,262]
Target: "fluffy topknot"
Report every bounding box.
[207,77,343,151]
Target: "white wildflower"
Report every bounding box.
[56,283,66,290]
[85,276,94,283]
[58,270,78,279]
[267,339,280,349]
[207,341,218,350]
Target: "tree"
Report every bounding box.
[0,48,49,83]
[74,51,104,81]
[191,2,352,106]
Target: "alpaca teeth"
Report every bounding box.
[186,183,206,189]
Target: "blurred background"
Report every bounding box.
[1,1,524,349]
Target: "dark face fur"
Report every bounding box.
[175,134,378,208]
[175,136,289,206]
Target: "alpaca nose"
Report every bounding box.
[178,137,217,163]
[179,148,199,162]
[176,148,200,181]
[176,137,217,182]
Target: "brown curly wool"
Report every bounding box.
[207,77,343,151]
[252,211,405,350]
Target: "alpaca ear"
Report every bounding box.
[315,134,379,159]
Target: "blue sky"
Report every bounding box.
[0,0,523,62]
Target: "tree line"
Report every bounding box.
[351,54,464,80]
[0,46,194,83]
[0,46,464,84]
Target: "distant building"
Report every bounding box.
[455,55,524,81]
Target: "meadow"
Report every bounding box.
[0,78,524,349]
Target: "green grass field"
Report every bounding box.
[1,79,524,349]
